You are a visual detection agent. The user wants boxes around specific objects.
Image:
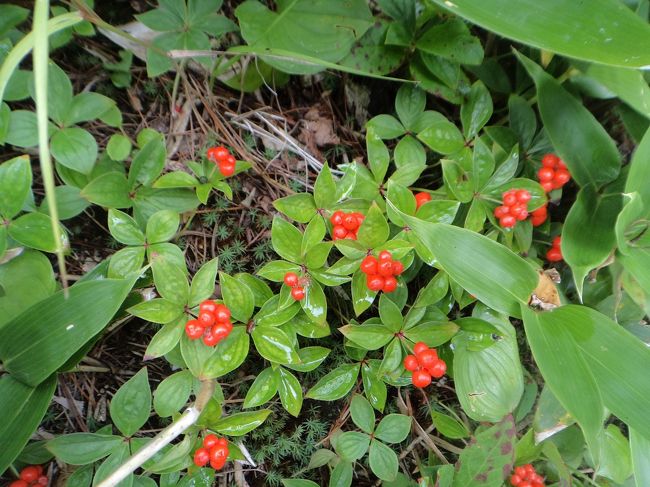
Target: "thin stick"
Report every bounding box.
[33,0,69,294]
[96,379,216,487]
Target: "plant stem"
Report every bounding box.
[95,379,216,487]
[33,0,69,294]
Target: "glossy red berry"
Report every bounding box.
[415,192,432,209]
[428,360,447,379]
[219,162,235,177]
[342,214,358,231]
[541,181,554,192]
[202,328,219,346]
[413,341,429,355]
[214,304,231,323]
[537,167,554,182]
[378,260,393,277]
[216,437,228,447]
[557,158,567,170]
[500,215,516,228]
[212,323,230,341]
[284,272,299,287]
[404,355,419,371]
[344,232,357,240]
[552,236,561,247]
[542,154,559,167]
[494,205,510,218]
[10,481,29,487]
[353,212,365,227]
[360,256,378,275]
[391,260,404,275]
[193,447,210,467]
[417,349,438,369]
[36,477,48,487]
[503,191,517,206]
[330,211,344,226]
[546,249,562,262]
[510,474,522,486]
[378,250,392,262]
[515,190,531,203]
[203,434,219,449]
[514,466,527,478]
[382,276,397,293]
[332,224,347,240]
[224,154,236,165]
[213,146,230,161]
[198,311,215,327]
[199,300,217,315]
[209,445,228,470]
[553,169,571,186]
[291,286,305,301]
[366,274,385,292]
[20,466,41,483]
[411,369,432,388]
[185,320,204,340]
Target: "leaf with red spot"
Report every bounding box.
[453,414,516,487]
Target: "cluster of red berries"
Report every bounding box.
[360,251,403,293]
[9,466,48,487]
[330,211,364,240]
[538,154,570,193]
[546,236,563,262]
[185,300,233,346]
[284,272,305,301]
[494,189,532,228]
[414,191,431,209]
[404,342,446,388]
[193,434,229,471]
[206,146,236,177]
[510,464,545,487]
[530,203,548,227]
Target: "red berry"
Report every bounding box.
[404,355,419,371]
[9,481,29,487]
[214,146,230,161]
[514,466,527,477]
[518,482,532,487]
[494,205,510,218]
[503,191,517,206]
[199,300,217,315]
[219,162,235,177]
[541,181,554,193]
[411,369,432,388]
[224,154,236,165]
[546,249,562,262]
[557,157,567,170]
[552,236,561,247]
[366,274,385,292]
[344,231,357,240]
[343,214,358,231]
[36,477,48,487]
[209,445,228,470]
[330,211,344,226]
[284,272,299,287]
[20,466,41,483]
[198,311,215,327]
[360,256,378,275]
[516,190,531,203]
[428,360,447,378]
[212,323,231,341]
[542,154,559,168]
[185,320,204,340]
[416,349,438,368]
[500,215,516,228]
[378,250,392,262]
[352,212,365,227]
[510,474,522,486]
[553,169,571,187]
[193,447,210,466]
[206,147,218,162]
[332,225,347,240]
[415,192,432,209]
[202,327,219,346]
[531,482,544,487]
[531,216,546,227]
[291,286,305,301]
[214,304,231,323]
[382,276,397,293]
[203,434,219,449]
[378,260,393,277]
[413,342,429,355]
[537,167,554,182]
[216,437,228,447]
[510,204,528,221]
[391,260,404,276]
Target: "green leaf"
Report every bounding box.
[625,126,650,206]
[81,172,132,209]
[336,432,370,461]
[414,272,449,308]
[430,410,470,439]
[220,272,255,322]
[39,185,90,220]
[584,64,650,119]
[154,171,198,190]
[252,326,300,364]
[108,209,145,245]
[432,0,650,68]
[47,433,123,465]
[0,277,135,386]
[356,203,389,249]
[416,18,483,65]
[631,428,650,487]
[211,409,272,436]
[128,298,182,324]
[366,114,405,139]
[65,92,116,126]
[302,280,327,325]
[563,186,621,296]
[5,110,39,148]
[395,84,425,131]
[508,95,537,149]
[394,135,425,170]
[306,363,359,401]
[379,294,404,331]
[108,246,145,279]
[234,0,373,74]
[368,440,398,481]
[312,164,338,209]
[9,212,67,253]
[452,414,516,487]
[144,320,183,360]
[417,115,465,155]
[107,134,132,162]
[50,127,98,175]
[461,81,492,139]
[189,258,218,307]
[109,367,151,437]
[0,155,31,219]
[329,461,353,487]
[516,52,620,187]
[361,361,387,412]
[366,127,390,182]
[350,394,375,434]
[301,215,326,256]
[352,270,377,316]
[257,260,301,282]
[285,346,331,372]
[129,137,166,189]
[277,367,303,417]
[375,414,411,444]
[153,370,192,418]
[273,193,317,223]
[339,323,393,350]
[64,464,93,487]
[272,217,302,263]
[146,210,179,243]
[152,258,189,305]
[282,480,319,487]
[93,443,132,487]
[0,375,56,474]
[400,212,538,316]
[201,326,250,379]
[597,424,632,483]
[244,367,278,408]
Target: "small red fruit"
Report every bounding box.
[503,191,517,206]
[353,212,365,226]
[494,205,510,218]
[515,190,531,203]
[284,272,299,287]
[214,304,231,323]
[542,154,559,167]
[366,274,385,292]
[199,300,217,315]
[510,204,528,221]
[332,225,347,240]
[343,214,358,230]
[216,437,228,447]
[411,369,432,388]
[219,162,235,177]
[198,311,215,327]
[213,146,230,161]
[10,481,29,487]
[537,167,554,182]
[391,260,404,275]
[404,355,419,371]
[378,250,392,262]
[20,466,41,483]
[330,211,344,226]
[553,169,571,186]
[500,215,517,228]
[203,434,219,449]
[202,328,219,346]
[514,466,527,477]
[415,192,432,209]
[378,260,393,277]
[209,445,228,470]
[212,323,230,340]
[417,349,438,369]
[291,286,305,301]
[224,154,236,165]
[552,236,561,247]
[413,341,429,355]
[546,249,562,262]
[193,447,210,467]
[185,320,204,340]
[360,256,378,275]
[344,232,357,240]
[510,474,522,486]
[382,276,397,293]
[557,158,567,170]
[36,477,48,487]
[428,360,447,379]
[541,181,554,192]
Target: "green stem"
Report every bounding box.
[33,0,69,294]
